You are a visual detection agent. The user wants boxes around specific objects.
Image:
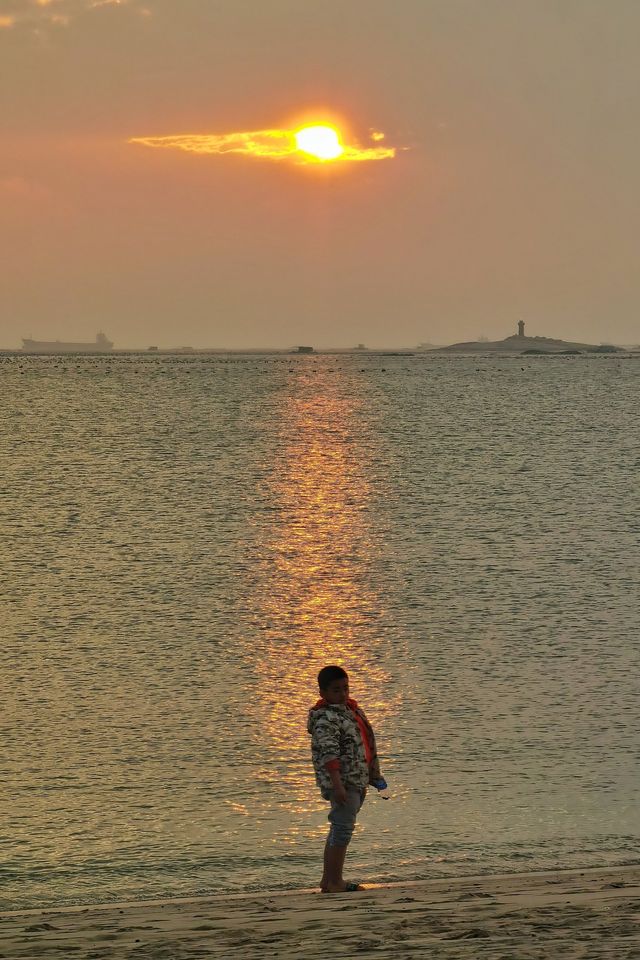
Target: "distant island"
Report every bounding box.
[433,321,623,354]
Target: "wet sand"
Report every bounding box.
[1,865,638,959]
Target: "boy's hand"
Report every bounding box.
[333,783,348,805]
[327,765,347,804]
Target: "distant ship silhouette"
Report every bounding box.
[21,331,114,353]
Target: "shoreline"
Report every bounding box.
[2,864,638,958]
[1,862,636,917]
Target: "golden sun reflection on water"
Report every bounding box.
[249,372,399,805]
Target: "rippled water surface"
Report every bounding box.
[2,353,639,909]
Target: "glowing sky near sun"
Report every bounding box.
[129,123,397,164]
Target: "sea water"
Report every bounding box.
[2,352,638,909]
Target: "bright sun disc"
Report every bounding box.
[294,125,344,161]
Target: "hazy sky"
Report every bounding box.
[1,0,638,348]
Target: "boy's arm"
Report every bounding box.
[313,716,348,803]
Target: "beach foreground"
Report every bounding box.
[2,866,637,959]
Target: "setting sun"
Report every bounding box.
[130,120,397,164]
[293,125,344,162]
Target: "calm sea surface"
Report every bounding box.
[2,352,639,909]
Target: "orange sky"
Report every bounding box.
[1,0,639,349]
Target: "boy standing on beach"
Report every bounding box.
[307,665,384,893]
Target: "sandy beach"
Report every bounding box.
[1,865,637,959]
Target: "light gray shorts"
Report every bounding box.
[321,787,367,847]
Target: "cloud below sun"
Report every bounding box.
[129,124,397,165]
[0,0,150,31]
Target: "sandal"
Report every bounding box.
[320,881,364,893]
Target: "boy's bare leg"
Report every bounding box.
[323,843,363,892]
[320,840,356,893]
[320,839,331,891]
[324,842,347,892]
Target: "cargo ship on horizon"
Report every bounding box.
[21,331,114,353]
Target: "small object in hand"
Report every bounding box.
[372,777,390,799]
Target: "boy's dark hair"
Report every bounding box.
[318,665,348,690]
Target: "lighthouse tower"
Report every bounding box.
[517,320,525,338]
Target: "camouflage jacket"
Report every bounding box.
[307,698,382,794]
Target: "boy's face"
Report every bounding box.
[321,676,349,705]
